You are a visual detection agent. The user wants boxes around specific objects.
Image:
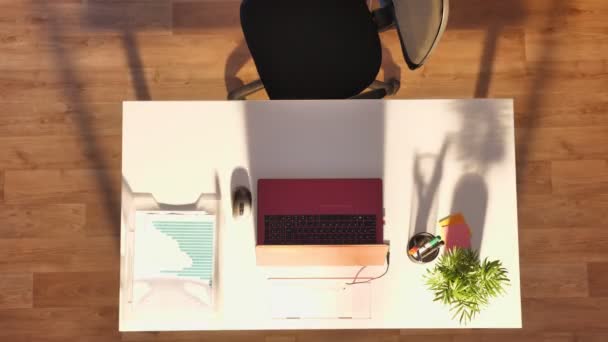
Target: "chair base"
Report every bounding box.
[227,78,400,100]
[369,79,400,96]
[227,80,264,100]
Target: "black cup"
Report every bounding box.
[407,232,441,263]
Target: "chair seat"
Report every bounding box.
[240,0,382,99]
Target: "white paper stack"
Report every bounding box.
[131,211,217,313]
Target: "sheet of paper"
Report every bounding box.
[269,279,371,319]
[132,211,216,310]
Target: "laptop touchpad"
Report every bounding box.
[269,279,371,319]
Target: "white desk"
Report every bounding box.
[120,99,521,331]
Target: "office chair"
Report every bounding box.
[376,0,449,69]
[228,0,449,100]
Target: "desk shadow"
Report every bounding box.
[449,173,488,253]
[410,138,450,237]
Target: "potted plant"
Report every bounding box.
[424,248,510,324]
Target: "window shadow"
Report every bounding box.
[410,138,451,237]
[31,0,244,240]
[33,1,123,240]
[515,0,569,179]
[121,29,151,100]
[449,0,569,190]
[448,0,527,98]
[446,0,568,257]
[452,100,509,173]
[80,0,174,100]
[449,173,488,253]
[448,100,512,253]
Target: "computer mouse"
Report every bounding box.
[232,186,252,219]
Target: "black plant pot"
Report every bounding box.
[407,232,441,264]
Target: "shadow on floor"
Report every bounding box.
[447,0,527,98]
[34,0,568,253]
[447,0,568,250]
[515,0,568,179]
[35,2,122,239]
[224,39,252,94]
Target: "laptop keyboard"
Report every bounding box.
[264,215,377,245]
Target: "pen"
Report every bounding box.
[420,240,445,259]
[416,236,442,257]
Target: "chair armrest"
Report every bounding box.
[391,0,449,69]
[372,0,396,32]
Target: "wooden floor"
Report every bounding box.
[1,0,608,340]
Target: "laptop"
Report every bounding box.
[257,179,384,246]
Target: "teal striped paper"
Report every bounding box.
[153,220,214,282]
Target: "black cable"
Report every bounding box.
[346,252,390,285]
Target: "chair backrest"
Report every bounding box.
[240,0,382,99]
[393,0,449,69]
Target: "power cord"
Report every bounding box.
[346,252,390,285]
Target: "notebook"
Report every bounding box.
[442,223,471,250]
[439,213,472,250]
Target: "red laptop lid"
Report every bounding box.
[257,179,383,245]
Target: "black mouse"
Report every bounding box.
[232,186,252,219]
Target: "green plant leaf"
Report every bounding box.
[424,248,510,325]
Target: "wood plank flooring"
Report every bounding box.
[1,0,608,340]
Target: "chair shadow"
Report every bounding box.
[224,39,252,94]
[381,42,402,83]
